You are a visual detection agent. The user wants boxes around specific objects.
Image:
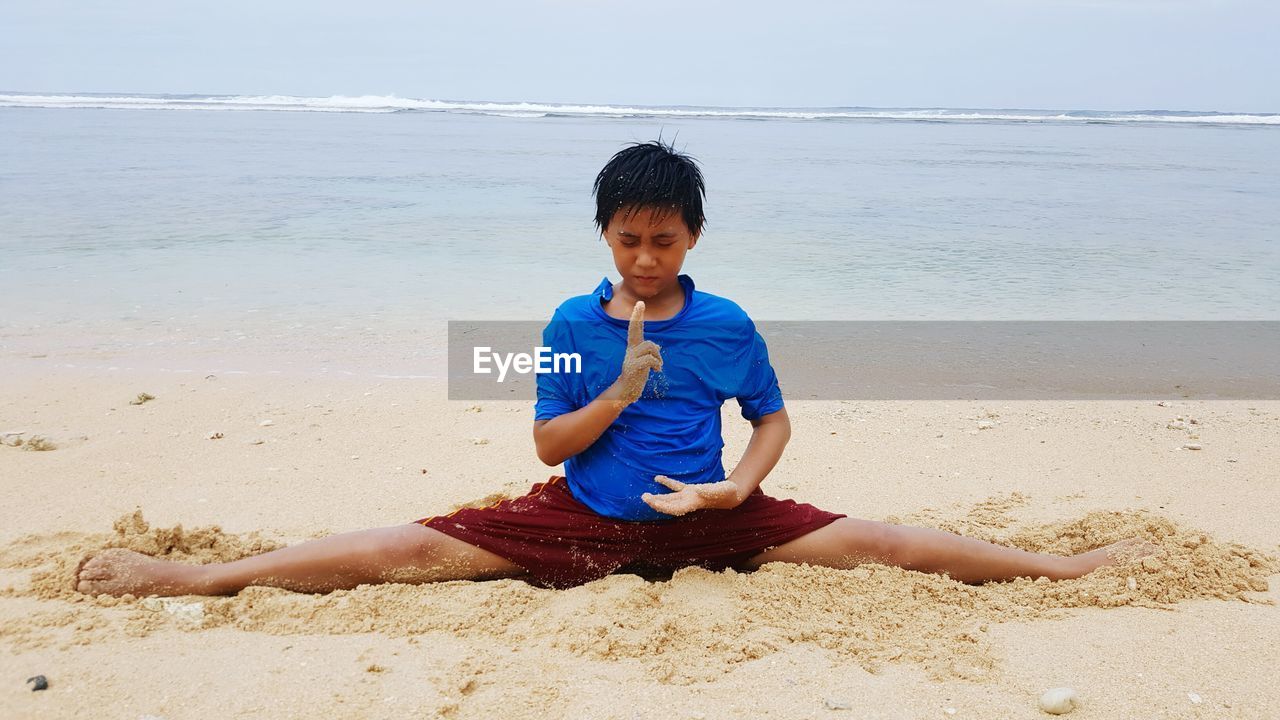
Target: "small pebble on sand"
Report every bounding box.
[129,392,156,405]
[1188,692,1202,705]
[1182,443,1203,451]
[977,420,994,430]
[471,437,490,445]
[1039,687,1078,715]
[259,419,274,427]
[208,432,224,440]
[823,698,851,710]
[26,675,48,691]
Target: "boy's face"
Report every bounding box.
[602,205,699,301]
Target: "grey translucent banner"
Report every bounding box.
[448,321,1280,401]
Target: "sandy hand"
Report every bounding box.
[615,301,663,406]
[641,475,741,516]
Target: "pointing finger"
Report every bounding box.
[627,301,646,347]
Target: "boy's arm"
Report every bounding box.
[534,301,661,467]
[723,407,791,504]
[532,380,630,466]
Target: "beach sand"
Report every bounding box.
[1,371,1277,718]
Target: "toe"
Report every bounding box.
[72,555,93,588]
[78,562,111,581]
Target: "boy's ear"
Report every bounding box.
[689,231,700,249]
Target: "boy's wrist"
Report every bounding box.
[600,378,634,411]
[702,479,748,509]
[723,476,755,507]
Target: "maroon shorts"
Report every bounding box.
[415,476,845,589]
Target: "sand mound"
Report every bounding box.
[0,509,282,602]
[1,503,1273,683]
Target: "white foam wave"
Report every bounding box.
[0,93,403,113]
[1,93,1276,125]
[1084,113,1279,125]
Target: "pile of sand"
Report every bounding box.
[1,502,1273,684]
[0,510,284,603]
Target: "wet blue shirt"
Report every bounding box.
[534,275,784,521]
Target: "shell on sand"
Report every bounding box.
[1039,687,1079,715]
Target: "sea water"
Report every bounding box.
[2,94,1277,377]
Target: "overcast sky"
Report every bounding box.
[2,0,1275,112]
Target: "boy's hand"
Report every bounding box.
[614,301,663,406]
[641,476,742,516]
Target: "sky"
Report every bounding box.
[1,0,1276,112]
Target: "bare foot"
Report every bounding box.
[1063,538,1159,578]
[75,549,208,597]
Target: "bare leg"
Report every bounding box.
[742,517,1139,582]
[75,524,525,597]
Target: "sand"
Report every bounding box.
[1,371,1278,718]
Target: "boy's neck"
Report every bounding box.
[607,279,686,321]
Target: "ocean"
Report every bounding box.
[2,93,1277,378]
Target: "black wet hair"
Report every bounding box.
[592,140,706,235]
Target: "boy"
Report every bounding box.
[75,141,1130,597]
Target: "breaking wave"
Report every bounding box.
[1,93,1275,125]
